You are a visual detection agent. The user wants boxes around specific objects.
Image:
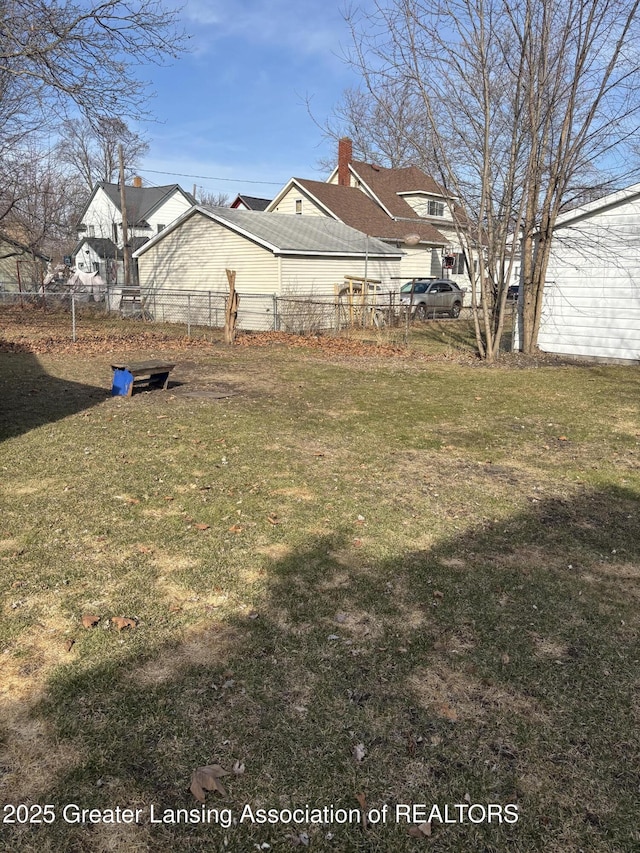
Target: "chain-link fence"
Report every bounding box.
[0,283,484,344]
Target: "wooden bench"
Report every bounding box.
[111,361,176,397]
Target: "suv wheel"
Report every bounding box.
[450,302,461,318]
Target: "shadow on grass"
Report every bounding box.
[1,485,638,852]
[0,345,107,442]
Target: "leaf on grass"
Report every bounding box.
[355,792,368,830]
[501,653,510,665]
[436,703,458,721]
[194,523,210,531]
[82,614,100,629]
[232,760,245,775]
[353,537,363,548]
[112,616,136,631]
[267,513,281,525]
[353,743,366,763]
[228,523,243,533]
[138,545,153,554]
[433,590,445,599]
[65,638,75,652]
[190,764,229,802]
[407,821,432,838]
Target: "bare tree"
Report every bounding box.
[314,85,430,169]
[342,0,640,359]
[1,145,85,257]
[196,189,231,207]
[0,0,185,125]
[0,0,184,262]
[56,118,149,192]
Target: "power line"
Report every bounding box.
[138,168,284,185]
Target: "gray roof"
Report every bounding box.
[78,182,196,228]
[135,205,404,259]
[231,194,272,211]
[73,237,122,259]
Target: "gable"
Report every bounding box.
[269,179,446,245]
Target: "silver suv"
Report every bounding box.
[399,279,465,319]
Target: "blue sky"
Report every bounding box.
[135,0,365,202]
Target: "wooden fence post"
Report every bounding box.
[225,269,239,344]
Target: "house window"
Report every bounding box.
[428,200,445,217]
[454,252,466,276]
[88,225,95,238]
[113,223,118,243]
[157,224,165,233]
[295,199,302,215]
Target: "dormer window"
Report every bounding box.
[428,200,445,217]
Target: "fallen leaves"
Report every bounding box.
[112,616,137,631]
[81,614,137,631]
[408,821,432,838]
[190,764,229,802]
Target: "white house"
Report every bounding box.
[267,138,471,285]
[133,205,403,331]
[73,178,195,282]
[515,184,640,362]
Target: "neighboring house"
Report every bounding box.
[133,205,403,330]
[75,178,196,281]
[230,195,272,211]
[514,184,640,362]
[267,138,470,285]
[0,234,48,291]
[73,237,122,284]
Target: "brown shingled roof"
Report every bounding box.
[294,178,446,245]
[350,161,448,219]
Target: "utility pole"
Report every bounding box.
[119,144,131,288]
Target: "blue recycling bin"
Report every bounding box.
[111,368,134,397]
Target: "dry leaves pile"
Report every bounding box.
[234,331,408,358]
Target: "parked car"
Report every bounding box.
[399,279,465,319]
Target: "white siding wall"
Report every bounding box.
[138,212,278,293]
[280,255,400,294]
[137,212,279,329]
[401,193,454,223]
[270,186,327,217]
[82,192,119,241]
[147,193,194,234]
[516,202,640,361]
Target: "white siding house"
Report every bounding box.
[516,184,640,362]
[73,180,195,283]
[133,206,403,331]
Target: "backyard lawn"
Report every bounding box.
[0,308,638,852]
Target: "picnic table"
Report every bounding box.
[111,361,176,397]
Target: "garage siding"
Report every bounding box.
[137,211,279,294]
[535,216,640,361]
[280,255,400,294]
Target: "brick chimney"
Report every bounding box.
[338,137,352,186]
[132,176,142,188]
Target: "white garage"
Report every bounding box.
[133,205,403,331]
[521,184,640,362]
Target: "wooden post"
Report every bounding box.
[225,269,239,344]
[118,145,131,289]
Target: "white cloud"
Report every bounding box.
[183,0,350,58]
